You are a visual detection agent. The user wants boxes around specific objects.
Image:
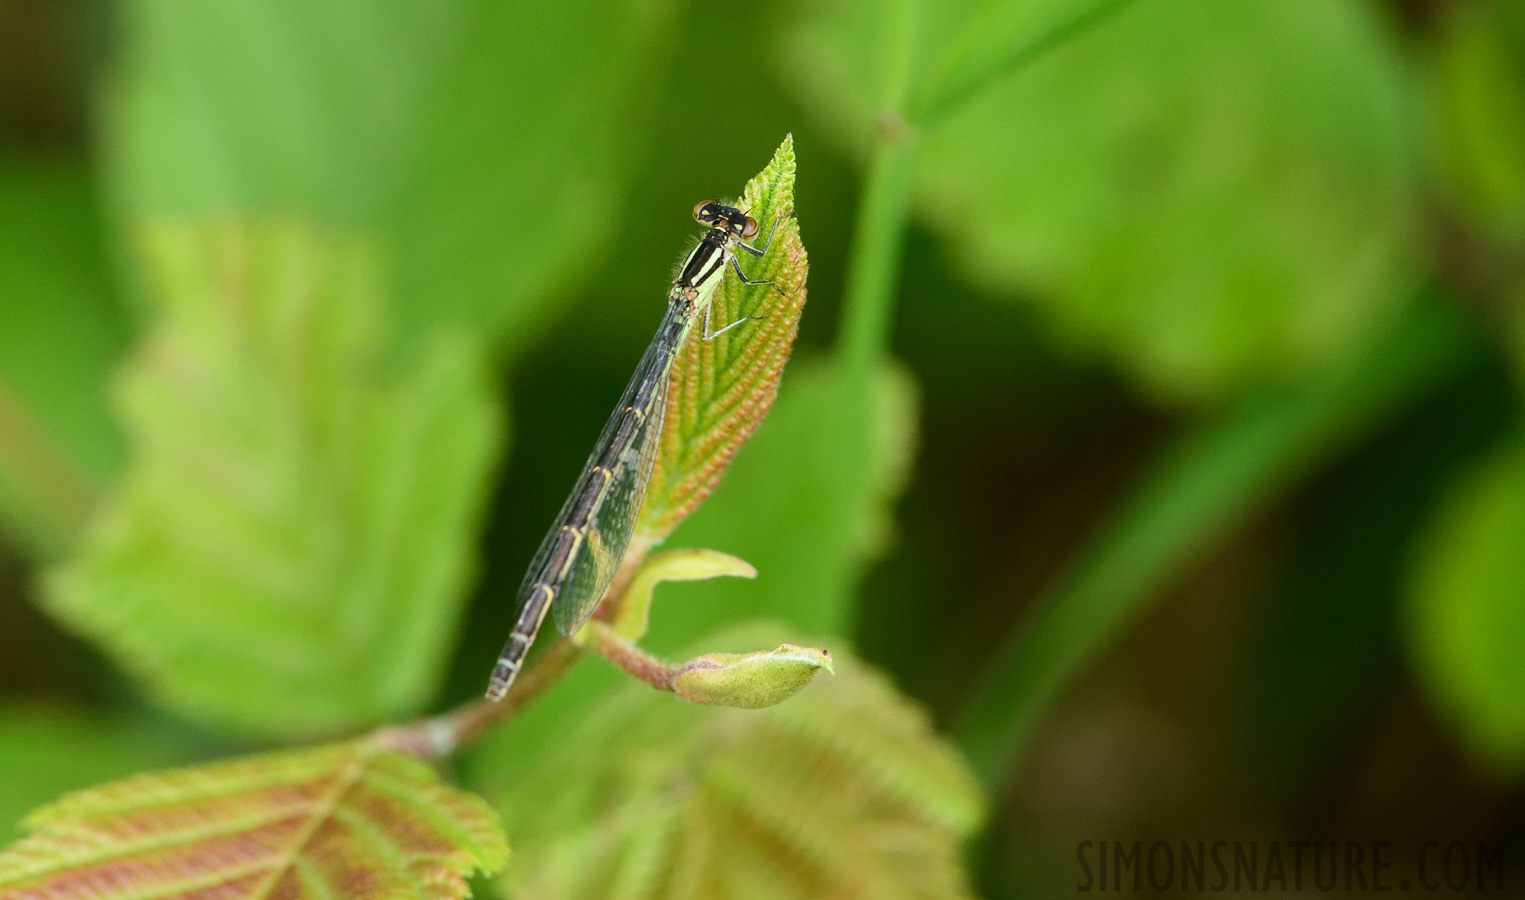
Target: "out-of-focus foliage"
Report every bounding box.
[0,739,507,900]
[1408,434,1525,772]
[0,706,204,839]
[105,0,677,352]
[46,222,500,738]
[961,297,1483,784]
[0,162,128,556]
[790,0,1417,402]
[1405,0,1525,777]
[12,0,1525,898]
[477,630,982,900]
[1433,0,1525,238]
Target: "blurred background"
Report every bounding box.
[5,0,1525,896]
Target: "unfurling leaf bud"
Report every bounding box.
[671,643,834,708]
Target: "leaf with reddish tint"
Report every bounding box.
[0,740,507,900]
[636,136,808,543]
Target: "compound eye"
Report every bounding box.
[693,200,713,223]
[741,216,760,240]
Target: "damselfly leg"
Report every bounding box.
[703,210,794,339]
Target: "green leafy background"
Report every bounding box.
[7,0,1525,897]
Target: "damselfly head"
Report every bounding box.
[693,200,758,240]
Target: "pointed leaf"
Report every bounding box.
[637,136,808,543]
[0,740,506,900]
[474,626,982,900]
[45,221,502,738]
[606,549,756,641]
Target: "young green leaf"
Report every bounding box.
[636,135,808,543]
[45,221,502,738]
[474,627,983,900]
[0,739,507,900]
[670,643,834,708]
[605,548,756,641]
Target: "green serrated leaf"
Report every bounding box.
[0,738,507,900]
[0,705,206,839]
[474,626,982,900]
[789,0,1418,402]
[45,221,502,738]
[637,135,807,544]
[1407,430,1525,773]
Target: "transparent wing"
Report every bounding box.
[551,367,669,635]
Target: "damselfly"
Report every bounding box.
[486,200,789,701]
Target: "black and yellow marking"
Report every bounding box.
[486,199,790,701]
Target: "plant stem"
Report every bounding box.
[584,622,681,689]
[375,639,583,759]
[837,132,918,387]
[955,297,1482,791]
[910,0,1137,129]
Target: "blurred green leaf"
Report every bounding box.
[911,0,1134,126]
[1408,429,1525,773]
[0,738,507,900]
[791,0,1418,402]
[1433,0,1525,238]
[0,705,204,838]
[783,0,1121,147]
[474,627,982,900]
[959,296,1481,788]
[45,221,502,738]
[105,0,678,353]
[387,0,678,351]
[0,161,130,557]
[104,0,456,221]
[644,356,918,653]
